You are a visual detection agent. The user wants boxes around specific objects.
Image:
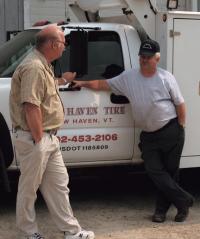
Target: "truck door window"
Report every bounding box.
[55,31,124,80]
[0,30,38,78]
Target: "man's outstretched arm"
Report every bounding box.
[73,79,110,91]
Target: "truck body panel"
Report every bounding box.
[156,11,200,167]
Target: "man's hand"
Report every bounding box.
[62,72,76,83]
[71,80,83,88]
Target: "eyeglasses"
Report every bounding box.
[56,40,68,47]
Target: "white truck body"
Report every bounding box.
[1,1,200,172]
[157,11,200,168]
[23,0,197,29]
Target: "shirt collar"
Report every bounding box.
[33,48,54,76]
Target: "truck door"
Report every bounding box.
[172,18,200,167]
[56,29,134,166]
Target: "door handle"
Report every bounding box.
[59,82,81,92]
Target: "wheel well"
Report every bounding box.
[0,112,14,168]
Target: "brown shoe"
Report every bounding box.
[152,213,166,223]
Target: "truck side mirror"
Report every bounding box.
[167,0,178,10]
[69,30,88,77]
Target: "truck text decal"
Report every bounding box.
[60,145,109,152]
[65,106,125,116]
[57,133,118,143]
[64,106,125,125]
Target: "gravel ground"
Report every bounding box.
[0,168,200,239]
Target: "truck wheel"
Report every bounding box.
[0,148,11,192]
[0,112,14,168]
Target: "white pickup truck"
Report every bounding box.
[1,5,200,190]
[0,22,141,171]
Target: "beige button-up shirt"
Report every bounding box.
[9,49,64,130]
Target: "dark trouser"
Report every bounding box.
[139,118,193,213]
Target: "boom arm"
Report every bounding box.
[71,0,158,39]
[70,0,198,40]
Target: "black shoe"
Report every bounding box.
[174,197,194,222]
[188,197,194,207]
[174,208,189,222]
[152,213,166,223]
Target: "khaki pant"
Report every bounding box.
[14,130,81,235]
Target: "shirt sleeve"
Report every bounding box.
[167,73,184,105]
[107,72,126,95]
[20,63,45,106]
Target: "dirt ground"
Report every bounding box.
[1,169,200,239]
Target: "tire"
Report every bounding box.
[0,148,11,192]
[0,112,13,168]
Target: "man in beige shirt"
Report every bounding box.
[9,25,95,239]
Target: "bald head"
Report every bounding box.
[35,24,66,63]
[35,25,63,50]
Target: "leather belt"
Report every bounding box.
[14,126,29,132]
[142,118,178,134]
[156,117,178,132]
[44,129,57,135]
[14,127,58,135]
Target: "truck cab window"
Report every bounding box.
[54,31,124,80]
[0,30,38,78]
